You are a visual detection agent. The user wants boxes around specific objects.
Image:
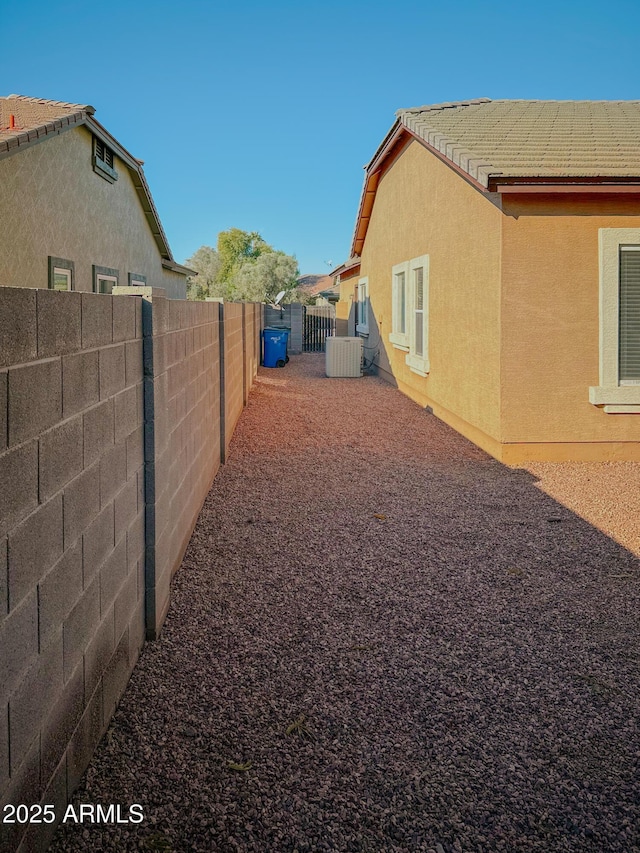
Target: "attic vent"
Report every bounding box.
[93,136,118,183]
[619,247,640,382]
[95,138,113,168]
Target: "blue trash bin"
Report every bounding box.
[262,328,289,368]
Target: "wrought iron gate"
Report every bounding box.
[303,304,336,352]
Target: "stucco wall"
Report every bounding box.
[337,273,358,336]
[0,126,186,298]
[360,140,503,447]
[500,194,640,461]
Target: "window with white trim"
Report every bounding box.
[405,255,430,376]
[48,256,74,291]
[93,264,119,294]
[53,268,72,291]
[589,229,640,413]
[356,277,369,335]
[390,261,409,350]
[128,272,147,287]
[619,248,640,383]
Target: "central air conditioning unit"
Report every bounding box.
[325,336,363,378]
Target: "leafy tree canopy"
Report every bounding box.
[217,228,271,283]
[184,245,221,301]
[186,228,299,303]
[229,251,299,303]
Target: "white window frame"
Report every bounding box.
[389,261,409,350]
[96,274,118,294]
[48,256,74,291]
[589,229,640,413]
[53,268,72,291]
[356,277,369,335]
[128,272,147,287]
[93,264,119,294]
[405,254,430,376]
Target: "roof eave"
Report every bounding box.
[330,257,361,278]
[398,109,499,190]
[349,114,501,258]
[85,116,177,264]
[492,178,640,194]
[162,260,197,277]
[350,121,413,257]
[363,119,404,173]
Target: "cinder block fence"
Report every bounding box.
[263,303,303,354]
[0,286,262,852]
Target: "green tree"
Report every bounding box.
[185,228,298,302]
[229,251,299,303]
[217,228,271,284]
[185,245,222,300]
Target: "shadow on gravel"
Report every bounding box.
[49,355,640,853]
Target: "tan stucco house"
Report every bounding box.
[0,94,192,298]
[334,98,640,463]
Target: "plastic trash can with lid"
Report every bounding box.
[262,327,290,368]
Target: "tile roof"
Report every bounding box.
[329,256,361,279]
[0,94,94,150]
[396,99,640,186]
[298,274,335,296]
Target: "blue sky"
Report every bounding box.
[1,0,639,274]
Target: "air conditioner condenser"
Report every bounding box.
[325,336,363,378]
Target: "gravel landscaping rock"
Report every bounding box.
[50,354,640,853]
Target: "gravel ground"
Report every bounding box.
[50,354,640,853]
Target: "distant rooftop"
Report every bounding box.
[298,274,335,296]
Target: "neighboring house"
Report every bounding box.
[332,256,362,337]
[0,94,192,297]
[334,98,640,463]
[298,273,340,304]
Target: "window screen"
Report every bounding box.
[414,266,424,357]
[619,248,640,382]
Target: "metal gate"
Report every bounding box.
[303,304,336,352]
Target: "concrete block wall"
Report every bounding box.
[288,303,304,354]
[0,287,261,851]
[243,304,261,407]
[263,303,303,354]
[142,296,221,640]
[0,287,146,853]
[221,303,245,463]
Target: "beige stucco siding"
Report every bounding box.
[0,125,185,297]
[360,140,503,446]
[336,272,359,336]
[501,194,640,458]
